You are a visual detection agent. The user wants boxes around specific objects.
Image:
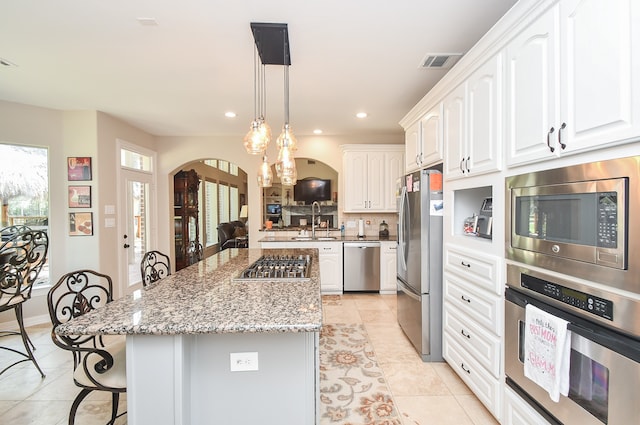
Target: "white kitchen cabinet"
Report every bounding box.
[506,0,639,167]
[405,104,443,173]
[316,242,343,294]
[444,53,502,180]
[379,241,397,294]
[342,145,404,213]
[443,244,503,420]
[503,387,551,425]
[261,241,343,294]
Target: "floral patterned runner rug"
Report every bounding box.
[319,323,402,424]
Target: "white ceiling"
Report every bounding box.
[0,0,517,138]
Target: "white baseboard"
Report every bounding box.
[0,313,51,331]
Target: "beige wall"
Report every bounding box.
[0,98,403,326]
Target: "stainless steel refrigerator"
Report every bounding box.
[397,168,443,361]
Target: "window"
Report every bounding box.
[204,181,218,247]
[0,143,49,287]
[121,148,152,172]
[219,183,230,224]
[230,186,239,220]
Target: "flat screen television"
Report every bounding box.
[266,203,281,215]
[293,179,331,205]
[294,179,332,205]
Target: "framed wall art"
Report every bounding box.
[68,185,91,208]
[69,212,93,236]
[67,156,92,181]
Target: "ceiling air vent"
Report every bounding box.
[419,53,463,70]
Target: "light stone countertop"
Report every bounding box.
[54,248,322,336]
[259,235,397,243]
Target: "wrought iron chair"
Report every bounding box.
[188,241,204,264]
[140,250,171,286]
[0,224,32,242]
[0,229,48,377]
[48,270,126,425]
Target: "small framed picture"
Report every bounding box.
[69,212,93,236]
[67,156,92,181]
[68,185,91,208]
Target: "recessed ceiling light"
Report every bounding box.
[356,112,368,119]
[137,17,158,26]
[224,112,237,118]
[313,129,323,134]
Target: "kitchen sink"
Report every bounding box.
[291,237,313,241]
[290,236,337,241]
[315,237,337,240]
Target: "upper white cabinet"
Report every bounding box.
[444,54,502,180]
[506,0,639,167]
[405,104,443,173]
[342,145,404,213]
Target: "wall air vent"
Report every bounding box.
[419,53,463,69]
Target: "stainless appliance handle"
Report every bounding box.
[398,186,409,272]
[398,279,421,302]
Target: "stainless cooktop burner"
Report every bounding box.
[236,255,312,281]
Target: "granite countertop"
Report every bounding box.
[54,248,322,337]
[259,235,397,243]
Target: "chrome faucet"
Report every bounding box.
[311,201,321,239]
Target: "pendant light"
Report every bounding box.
[275,32,297,185]
[244,46,270,154]
[257,155,273,188]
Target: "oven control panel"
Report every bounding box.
[521,273,613,320]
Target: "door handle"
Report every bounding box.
[558,122,567,150]
[123,243,130,248]
[547,127,555,152]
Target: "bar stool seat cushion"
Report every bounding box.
[72,338,126,389]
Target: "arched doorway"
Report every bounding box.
[172,159,248,270]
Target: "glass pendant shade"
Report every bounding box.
[276,124,297,151]
[244,120,269,154]
[257,156,273,188]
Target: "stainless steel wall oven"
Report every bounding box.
[505,265,640,425]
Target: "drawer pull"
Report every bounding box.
[461,363,471,374]
[460,329,471,339]
[460,261,471,268]
[461,295,471,303]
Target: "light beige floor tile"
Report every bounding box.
[351,294,392,310]
[395,395,475,425]
[358,308,397,324]
[455,394,499,425]
[0,400,20,415]
[0,399,69,424]
[380,360,451,396]
[432,362,473,395]
[322,305,362,323]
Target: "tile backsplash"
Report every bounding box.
[339,213,397,237]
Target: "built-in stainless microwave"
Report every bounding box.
[506,156,640,295]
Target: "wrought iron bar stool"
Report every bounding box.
[48,269,126,425]
[140,250,171,286]
[0,229,48,377]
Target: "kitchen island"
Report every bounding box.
[54,248,322,425]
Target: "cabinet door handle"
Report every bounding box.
[461,295,471,303]
[461,329,471,339]
[123,243,130,248]
[460,261,471,268]
[461,363,471,374]
[459,157,465,173]
[558,122,567,150]
[547,127,555,152]
[416,154,420,165]
[465,156,470,173]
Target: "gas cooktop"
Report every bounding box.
[235,255,312,281]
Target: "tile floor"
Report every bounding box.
[322,294,499,425]
[0,293,498,424]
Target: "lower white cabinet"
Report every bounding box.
[503,387,551,425]
[379,241,397,294]
[443,244,503,421]
[261,241,343,294]
[316,243,343,294]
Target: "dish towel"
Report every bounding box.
[524,304,572,402]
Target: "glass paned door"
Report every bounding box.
[120,169,153,294]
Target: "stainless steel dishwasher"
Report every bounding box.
[343,242,380,291]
